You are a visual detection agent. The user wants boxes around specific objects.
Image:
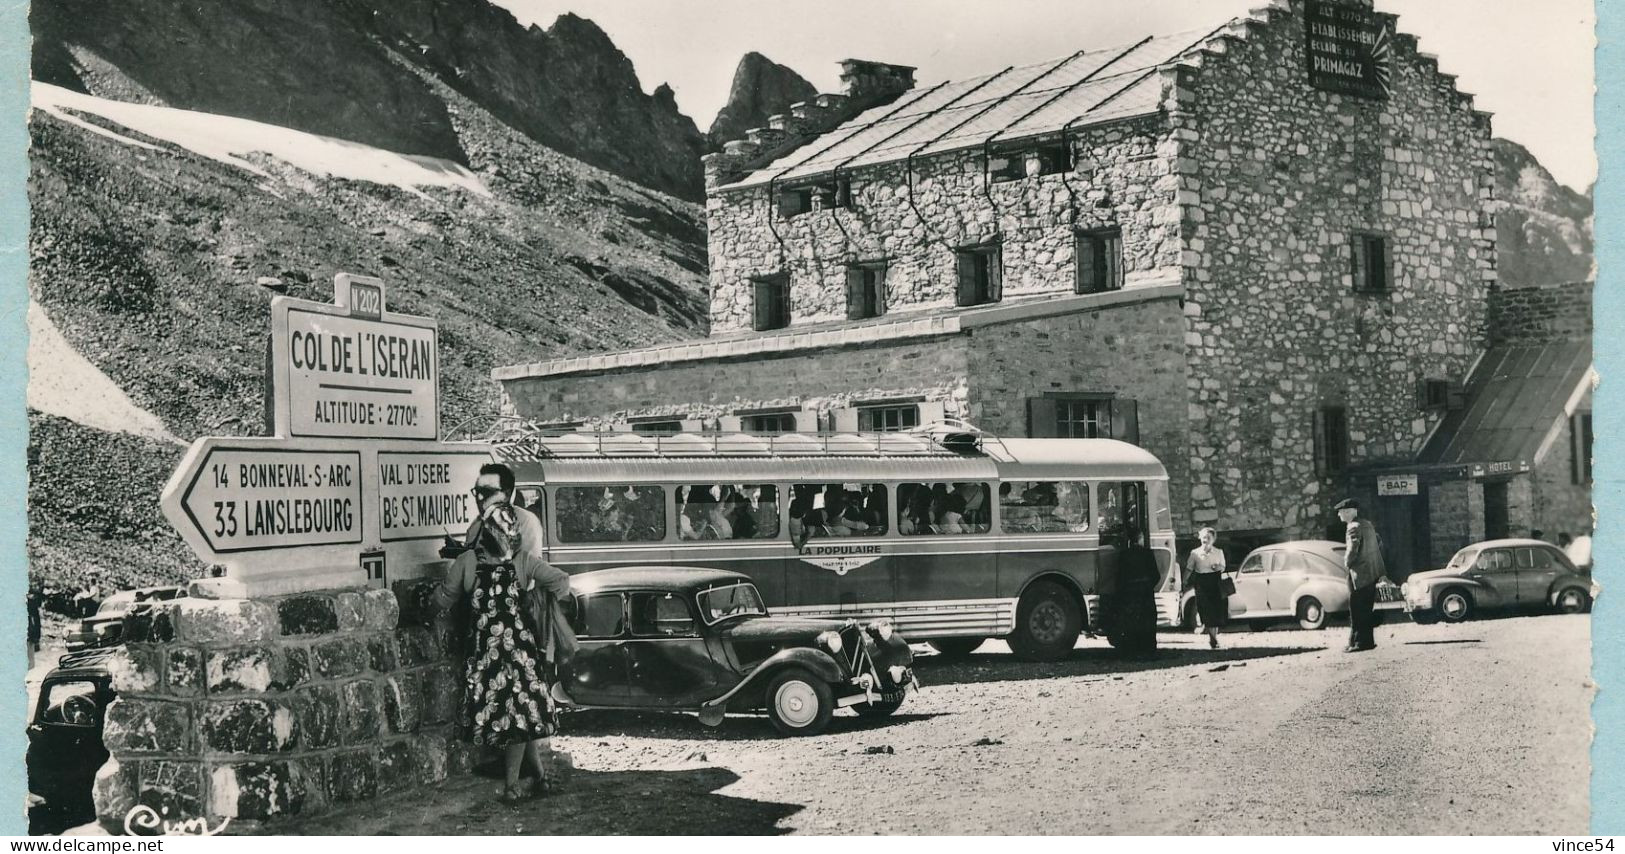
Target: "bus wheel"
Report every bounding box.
[927,638,985,659]
[1010,580,1081,662]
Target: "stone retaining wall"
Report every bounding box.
[92,582,470,833]
[1489,280,1593,345]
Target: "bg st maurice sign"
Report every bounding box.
[161,274,491,597]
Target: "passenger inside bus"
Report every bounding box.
[791,483,887,544]
[899,482,990,535]
[999,481,1090,533]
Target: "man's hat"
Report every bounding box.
[1333,497,1360,511]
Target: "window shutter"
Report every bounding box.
[753,279,772,331]
[956,252,978,306]
[1571,415,1582,485]
[875,266,889,316]
[989,248,1004,302]
[833,407,860,432]
[1106,233,1124,290]
[1378,237,1392,292]
[1312,409,1326,477]
[1112,399,1140,445]
[791,410,820,433]
[1027,398,1059,438]
[1075,234,1097,293]
[718,415,743,432]
[845,268,864,320]
[1350,239,1366,291]
[917,400,946,426]
[1446,380,1467,411]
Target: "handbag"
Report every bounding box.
[1220,572,1237,598]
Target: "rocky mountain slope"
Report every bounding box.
[707,52,817,148]
[27,65,707,589]
[1493,138,1594,287]
[31,0,708,200]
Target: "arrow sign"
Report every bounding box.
[162,439,364,562]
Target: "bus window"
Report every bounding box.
[899,482,991,535]
[999,481,1090,534]
[1097,481,1148,544]
[677,484,781,540]
[516,487,545,518]
[554,485,667,543]
[790,483,888,542]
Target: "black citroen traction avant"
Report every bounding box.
[28,647,118,834]
[560,567,918,735]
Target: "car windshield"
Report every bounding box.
[697,583,767,624]
[1446,547,1479,570]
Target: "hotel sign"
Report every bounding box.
[1304,0,1393,100]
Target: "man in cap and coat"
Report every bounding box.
[1336,498,1385,652]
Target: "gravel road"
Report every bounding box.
[298,614,1591,835]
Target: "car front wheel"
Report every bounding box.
[1297,596,1327,631]
[1437,588,1474,623]
[764,668,834,736]
[1555,587,1591,614]
[1009,580,1082,662]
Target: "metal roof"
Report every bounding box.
[501,435,1167,484]
[726,19,1239,190]
[1419,342,1593,466]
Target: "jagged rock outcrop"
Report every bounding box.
[31,0,709,200]
[707,52,817,147]
[1493,137,1594,287]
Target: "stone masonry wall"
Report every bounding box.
[1530,388,1594,539]
[501,333,971,428]
[963,297,1194,530]
[706,115,1181,334]
[93,584,470,833]
[1175,0,1494,535]
[1489,280,1593,345]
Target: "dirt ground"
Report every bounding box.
[291,613,1592,835]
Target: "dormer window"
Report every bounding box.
[815,178,851,210]
[779,187,813,218]
[1034,142,1073,177]
[989,153,1025,183]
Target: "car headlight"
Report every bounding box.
[816,630,843,654]
[869,619,895,641]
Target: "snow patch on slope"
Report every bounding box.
[32,82,490,198]
[27,301,184,445]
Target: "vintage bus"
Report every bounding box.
[497,427,1178,662]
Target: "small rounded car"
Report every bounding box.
[64,586,187,652]
[27,647,117,834]
[561,567,916,735]
[1402,538,1596,624]
[1178,540,1405,631]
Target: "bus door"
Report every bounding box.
[784,482,894,619]
[546,484,675,573]
[894,481,997,626]
[672,483,787,604]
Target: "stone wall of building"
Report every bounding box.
[1489,280,1593,345]
[92,583,471,833]
[963,296,1194,529]
[1530,391,1594,539]
[501,332,971,428]
[1175,0,1494,535]
[705,115,1182,334]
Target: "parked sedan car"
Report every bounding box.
[562,567,916,735]
[1402,538,1596,623]
[27,647,117,833]
[63,585,187,652]
[1179,540,1405,631]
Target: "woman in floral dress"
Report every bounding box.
[435,494,573,802]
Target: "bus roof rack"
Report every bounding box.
[494,419,1004,461]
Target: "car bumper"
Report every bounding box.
[835,666,917,708]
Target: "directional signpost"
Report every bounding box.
[162,274,493,597]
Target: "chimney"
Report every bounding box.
[839,59,917,106]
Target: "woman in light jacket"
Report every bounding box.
[1185,526,1229,649]
[434,495,573,802]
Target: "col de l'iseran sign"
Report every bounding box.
[161,274,492,597]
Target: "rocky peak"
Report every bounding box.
[707,52,817,148]
[1493,137,1594,287]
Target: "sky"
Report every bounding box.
[496,0,1597,191]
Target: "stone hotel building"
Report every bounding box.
[495,0,1593,573]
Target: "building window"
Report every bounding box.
[631,420,682,435]
[1314,406,1349,475]
[989,153,1024,182]
[1422,379,1450,409]
[814,178,850,210]
[1075,228,1124,294]
[860,404,919,432]
[1034,143,1073,176]
[955,244,1002,307]
[1026,395,1139,444]
[743,412,797,433]
[1573,412,1593,484]
[846,263,887,320]
[752,274,790,331]
[779,186,813,218]
[1351,233,1390,294]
